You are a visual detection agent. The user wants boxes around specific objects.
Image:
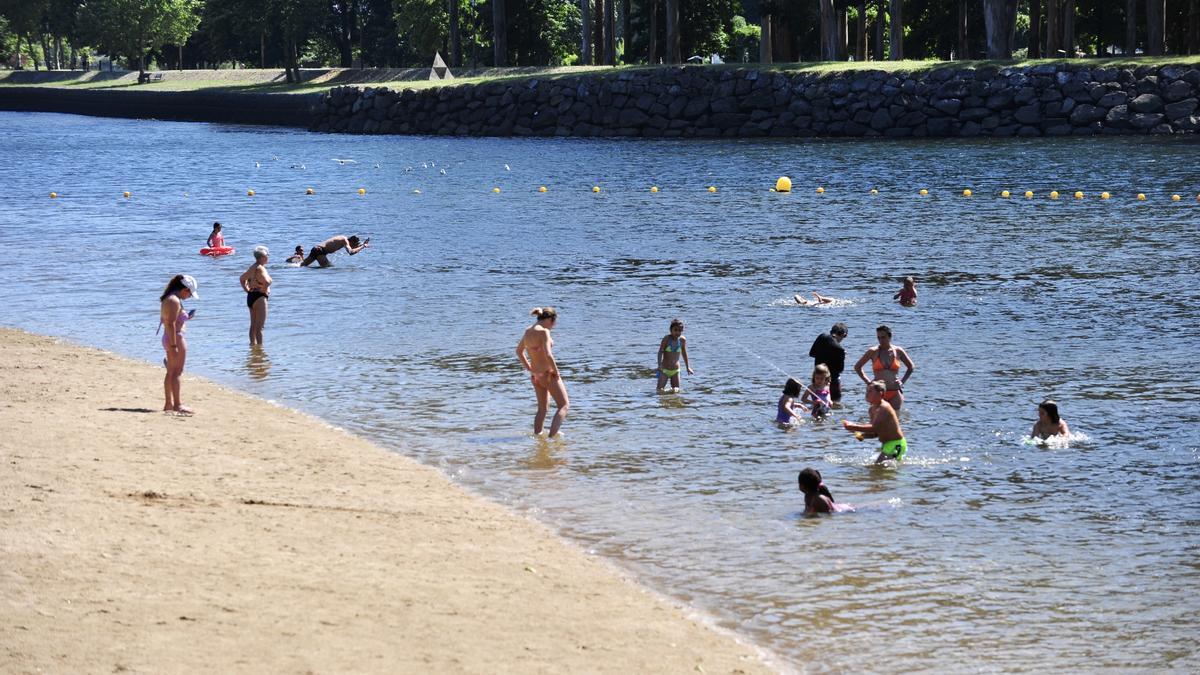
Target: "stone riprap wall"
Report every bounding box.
[311,63,1200,138]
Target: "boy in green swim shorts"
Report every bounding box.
[842,380,907,464]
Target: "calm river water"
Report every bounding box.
[2,111,1198,671]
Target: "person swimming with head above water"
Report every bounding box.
[843,380,907,464]
[894,276,917,306]
[656,318,694,392]
[1032,399,1070,439]
[286,245,304,264]
[798,468,852,514]
[853,324,914,411]
[300,234,370,267]
[777,378,808,426]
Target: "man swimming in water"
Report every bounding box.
[842,380,907,464]
[301,234,370,267]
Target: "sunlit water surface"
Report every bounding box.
[2,112,1198,671]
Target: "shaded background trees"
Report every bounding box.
[2,0,1198,74]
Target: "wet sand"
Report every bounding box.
[0,328,773,674]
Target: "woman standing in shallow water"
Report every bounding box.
[159,274,198,415]
[239,246,271,346]
[516,307,569,437]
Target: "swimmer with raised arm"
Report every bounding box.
[1032,400,1070,439]
[516,307,569,437]
[853,324,914,410]
[843,380,907,463]
[656,318,694,392]
[300,234,370,267]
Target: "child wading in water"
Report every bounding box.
[801,364,833,418]
[894,276,917,306]
[777,378,808,426]
[843,380,907,464]
[798,468,851,514]
[1032,399,1070,439]
[207,222,225,248]
[656,318,694,392]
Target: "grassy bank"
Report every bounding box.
[4,56,1199,98]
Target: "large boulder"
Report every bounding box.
[1130,93,1163,112]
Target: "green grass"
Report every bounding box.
[3,56,1198,97]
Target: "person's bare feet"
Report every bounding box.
[173,405,195,416]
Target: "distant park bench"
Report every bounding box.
[138,72,165,84]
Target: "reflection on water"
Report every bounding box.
[1,112,1198,671]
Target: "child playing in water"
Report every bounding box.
[893,276,917,306]
[206,222,225,248]
[777,378,808,426]
[798,468,840,515]
[843,380,907,464]
[1032,400,1070,439]
[795,292,836,306]
[801,364,833,419]
[656,318,694,392]
[286,245,305,264]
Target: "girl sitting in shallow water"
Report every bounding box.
[776,378,808,426]
[1032,400,1070,439]
[798,468,851,514]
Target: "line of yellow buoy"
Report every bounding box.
[45,184,1200,202]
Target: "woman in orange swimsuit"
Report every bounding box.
[852,324,914,410]
[516,307,570,437]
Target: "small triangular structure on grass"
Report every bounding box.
[429,52,454,81]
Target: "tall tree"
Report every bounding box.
[0,0,48,70]
[1046,0,1060,54]
[664,0,678,62]
[874,0,884,59]
[1125,0,1137,54]
[603,0,614,62]
[761,4,773,62]
[1029,0,1040,57]
[1061,0,1073,55]
[983,0,1017,57]
[1146,0,1164,54]
[622,0,630,62]
[819,0,838,59]
[449,0,461,66]
[493,0,506,64]
[79,0,201,76]
[958,0,968,57]
[889,0,903,58]
[646,0,656,62]
[581,0,591,62]
[593,0,602,63]
[856,0,867,60]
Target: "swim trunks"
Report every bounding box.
[246,290,268,308]
[880,437,907,460]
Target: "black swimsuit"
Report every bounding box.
[246,290,268,308]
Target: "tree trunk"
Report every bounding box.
[582,0,592,64]
[958,0,969,58]
[1126,0,1138,54]
[622,0,631,63]
[888,0,904,59]
[70,44,77,70]
[645,0,654,63]
[1046,0,1060,55]
[450,0,461,66]
[874,0,885,59]
[857,0,868,60]
[1029,0,1041,57]
[1146,0,1165,55]
[604,0,615,64]
[819,0,837,60]
[339,5,353,67]
[760,12,773,63]
[1190,0,1199,54]
[983,0,1016,57]
[593,0,603,64]
[1062,0,1075,56]
[837,9,849,59]
[493,0,507,65]
[665,0,680,63]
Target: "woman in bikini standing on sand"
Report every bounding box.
[516,307,569,437]
[159,274,199,415]
[852,324,914,410]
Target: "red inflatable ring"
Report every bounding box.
[200,246,235,257]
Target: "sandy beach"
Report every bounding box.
[0,328,773,674]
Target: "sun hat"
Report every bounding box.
[180,274,199,299]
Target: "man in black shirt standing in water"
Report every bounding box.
[809,322,848,404]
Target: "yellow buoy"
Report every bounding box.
[816,186,825,194]
[919,189,928,196]
[1050,191,1060,199]
[1073,191,1084,199]
[247,189,255,197]
[305,187,314,195]
[775,176,792,192]
[870,188,878,195]
[492,187,501,193]
[708,186,717,193]
[123,191,131,198]
[1171,194,1181,202]
[538,186,547,192]
[357,188,366,195]
[963,189,972,197]
[1100,192,1110,200]
[1000,190,1010,198]
[650,186,659,193]
[49,192,57,199]
[592,186,601,193]
[1024,191,1034,199]
[1137,193,1147,201]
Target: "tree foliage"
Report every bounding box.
[77,0,202,72]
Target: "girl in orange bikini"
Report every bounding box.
[516,307,569,437]
[852,324,914,410]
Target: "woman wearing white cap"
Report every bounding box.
[159,274,199,415]
[239,246,272,346]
